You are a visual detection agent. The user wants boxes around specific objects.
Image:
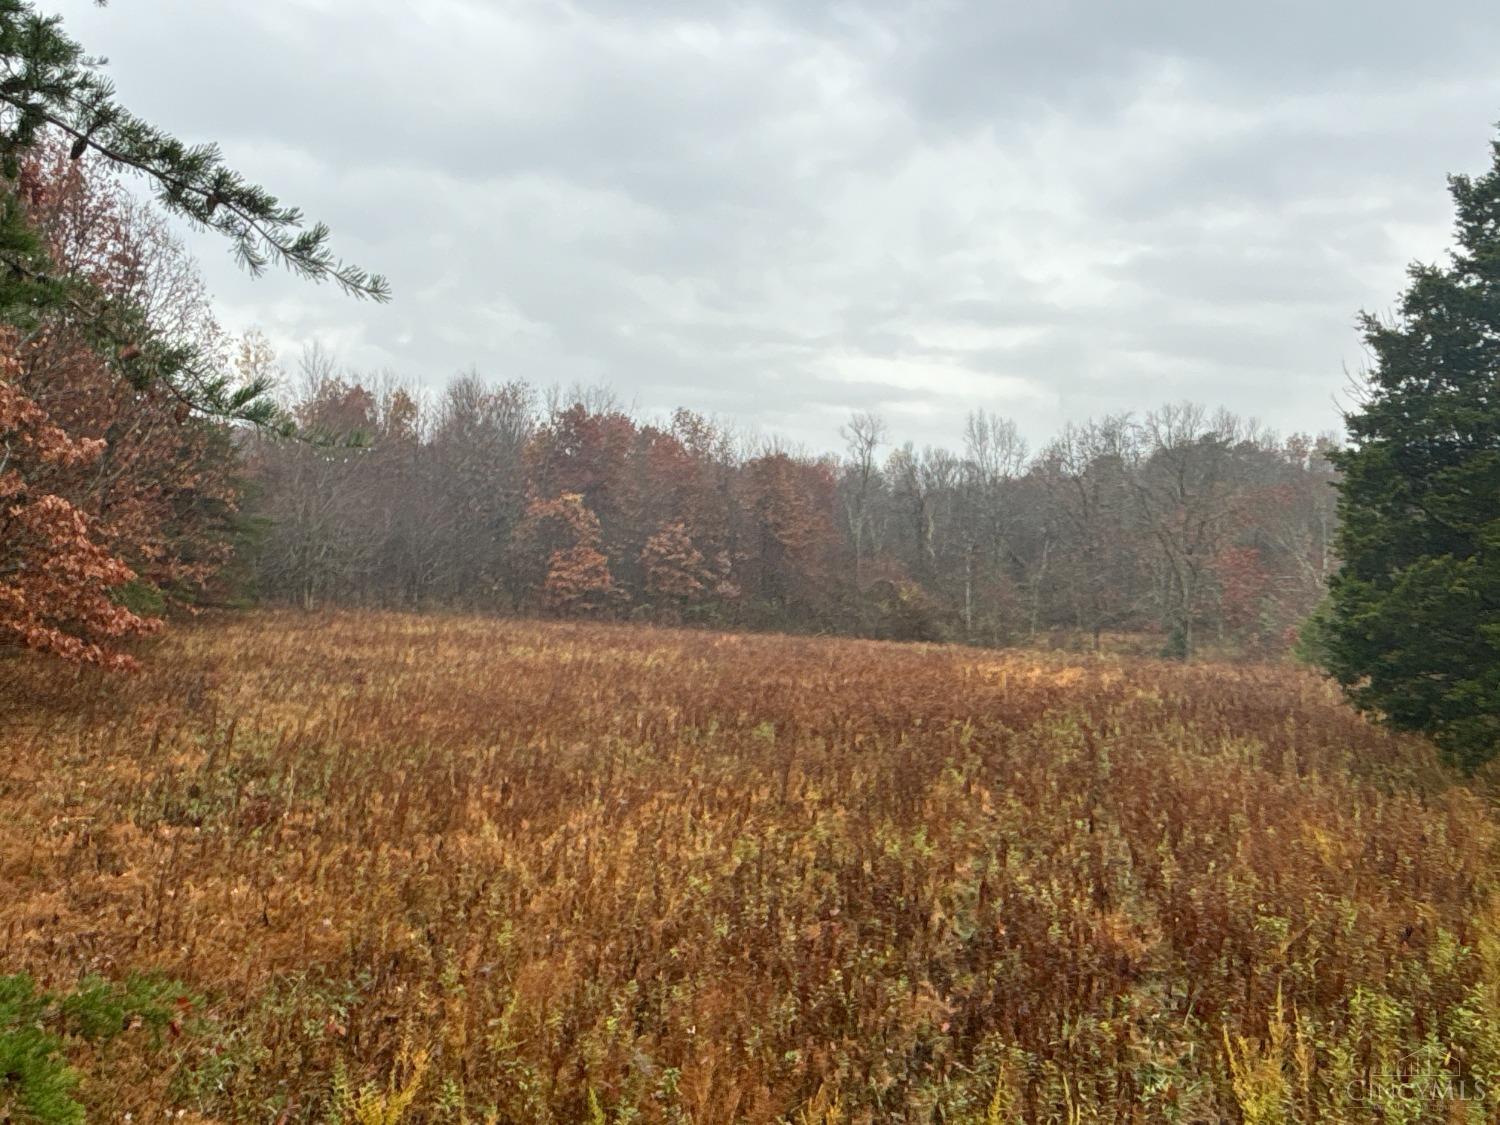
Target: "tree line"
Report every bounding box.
[240,356,1339,659]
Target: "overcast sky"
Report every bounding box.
[46,0,1500,451]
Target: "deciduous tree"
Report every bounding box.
[641,519,712,613]
[511,492,618,616]
[0,329,155,665]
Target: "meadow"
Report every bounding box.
[2,611,1498,1122]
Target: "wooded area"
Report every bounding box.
[242,363,1338,660]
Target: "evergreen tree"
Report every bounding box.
[1324,129,1500,770]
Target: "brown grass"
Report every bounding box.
[2,610,1498,1122]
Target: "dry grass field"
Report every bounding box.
[2,611,1499,1122]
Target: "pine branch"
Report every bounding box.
[0,2,388,301]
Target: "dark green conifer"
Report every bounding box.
[1325,129,1500,770]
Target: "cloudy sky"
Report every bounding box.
[47,0,1500,450]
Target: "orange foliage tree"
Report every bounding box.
[0,148,242,667]
[511,492,619,616]
[641,519,712,612]
[738,452,839,616]
[0,332,157,665]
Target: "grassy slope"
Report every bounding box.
[1,611,1498,1122]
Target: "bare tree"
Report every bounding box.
[1130,404,1244,659]
[958,411,1028,639]
[430,374,537,606]
[1038,415,1140,652]
[839,411,887,583]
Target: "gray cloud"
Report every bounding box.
[45,0,1500,450]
